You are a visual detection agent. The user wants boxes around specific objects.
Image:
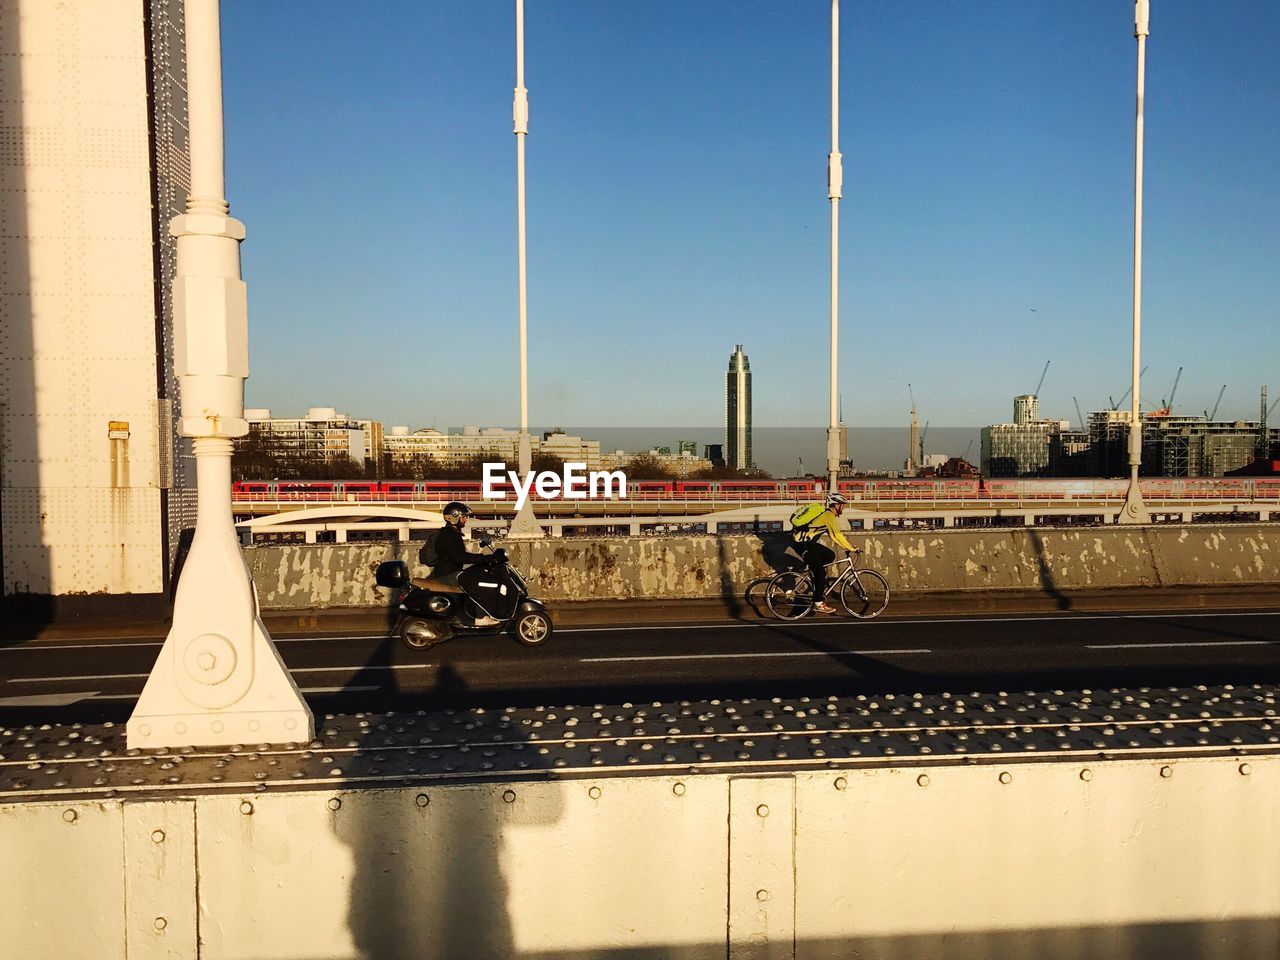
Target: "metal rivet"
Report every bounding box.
[284,718,298,731]
[756,889,770,903]
[153,917,167,932]
[588,786,601,800]
[151,829,166,843]
[174,722,187,735]
[833,777,847,791]
[502,790,516,803]
[327,797,341,811]
[415,793,430,807]
[756,804,769,818]
[139,724,152,738]
[62,809,77,823]
[1080,769,1093,782]
[672,782,686,797]
[1239,763,1252,776]
[239,800,254,816]
[248,720,261,733]
[1160,766,1173,779]
[210,721,224,734]
[998,771,1012,785]
[916,774,930,787]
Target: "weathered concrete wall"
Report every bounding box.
[246,526,1280,609]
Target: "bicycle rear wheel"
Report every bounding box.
[840,569,890,619]
[766,571,815,621]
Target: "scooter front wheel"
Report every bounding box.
[512,610,553,647]
[399,617,453,651]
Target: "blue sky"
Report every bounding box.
[223,1,1279,431]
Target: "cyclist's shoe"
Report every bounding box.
[814,601,838,615]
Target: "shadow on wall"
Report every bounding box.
[1027,529,1072,611]
[335,719,561,958]
[0,7,52,641]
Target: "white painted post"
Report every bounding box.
[509,0,543,539]
[825,0,843,494]
[128,0,312,749]
[1121,0,1151,524]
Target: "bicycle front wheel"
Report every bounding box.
[840,569,890,619]
[766,571,815,621]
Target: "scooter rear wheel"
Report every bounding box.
[399,617,453,651]
[512,610,553,647]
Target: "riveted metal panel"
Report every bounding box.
[794,758,1280,959]
[1,0,176,600]
[729,776,796,960]
[124,800,196,959]
[195,778,729,960]
[0,800,126,960]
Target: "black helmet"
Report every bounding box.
[442,501,472,525]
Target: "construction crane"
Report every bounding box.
[1073,397,1085,431]
[1152,366,1183,417]
[907,384,921,472]
[1205,385,1227,421]
[920,421,929,467]
[1032,360,1050,398]
[1109,366,1149,410]
[964,439,974,461]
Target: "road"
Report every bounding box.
[3,607,1280,724]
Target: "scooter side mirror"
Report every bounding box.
[375,560,409,589]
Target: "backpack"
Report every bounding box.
[418,528,442,567]
[790,503,825,531]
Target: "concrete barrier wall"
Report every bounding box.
[3,756,1276,959]
[246,526,1280,609]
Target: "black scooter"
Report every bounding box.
[375,551,553,651]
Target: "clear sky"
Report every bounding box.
[222,1,1279,432]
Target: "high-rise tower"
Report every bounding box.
[725,345,752,472]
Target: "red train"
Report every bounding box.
[231,477,1280,503]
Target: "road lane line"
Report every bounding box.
[1086,640,1277,650]
[580,648,933,663]
[563,610,1280,634]
[89,685,384,701]
[5,609,1278,652]
[10,672,149,683]
[8,664,432,684]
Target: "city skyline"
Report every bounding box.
[222,2,1279,431]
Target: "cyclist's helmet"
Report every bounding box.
[442,501,473,525]
[825,492,849,509]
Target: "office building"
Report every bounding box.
[242,408,384,467]
[981,396,1069,477]
[384,427,600,470]
[725,345,752,471]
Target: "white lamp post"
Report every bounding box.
[1121,0,1152,524]
[508,0,544,538]
[825,0,843,495]
[128,0,313,748]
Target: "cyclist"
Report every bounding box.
[789,492,853,614]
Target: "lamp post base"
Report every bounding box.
[1118,481,1151,525]
[507,499,544,539]
[128,616,314,750]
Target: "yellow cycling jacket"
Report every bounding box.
[789,502,853,552]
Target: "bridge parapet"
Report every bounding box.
[3,686,1278,958]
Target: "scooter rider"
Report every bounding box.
[426,501,501,586]
[789,492,853,614]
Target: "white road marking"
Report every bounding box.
[580,648,933,663]
[7,664,431,684]
[89,685,383,701]
[1086,640,1276,650]
[3,609,1277,653]
[564,610,1280,633]
[0,692,97,707]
